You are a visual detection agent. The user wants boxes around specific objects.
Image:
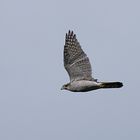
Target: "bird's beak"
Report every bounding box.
[61,87,64,90]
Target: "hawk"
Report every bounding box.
[61,30,123,92]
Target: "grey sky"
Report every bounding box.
[0,0,140,140]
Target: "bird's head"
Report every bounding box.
[61,83,70,90]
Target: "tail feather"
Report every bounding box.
[100,82,123,88]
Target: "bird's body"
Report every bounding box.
[62,80,100,92]
[61,30,123,92]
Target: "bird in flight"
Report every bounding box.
[61,30,123,92]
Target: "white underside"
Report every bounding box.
[68,80,101,92]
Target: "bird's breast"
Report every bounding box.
[69,80,100,92]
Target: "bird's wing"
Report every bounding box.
[64,30,93,82]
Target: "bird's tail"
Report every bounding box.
[100,82,123,88]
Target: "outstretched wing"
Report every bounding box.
[64,30,93,82]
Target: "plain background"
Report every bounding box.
[0,0,140,140]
